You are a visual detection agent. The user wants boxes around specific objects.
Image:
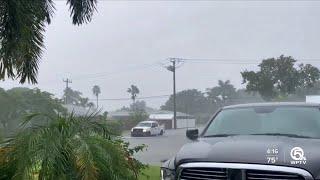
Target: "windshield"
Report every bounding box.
[137,122,152,127]
[203,106,320,139]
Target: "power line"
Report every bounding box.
[39,62,164,85]
[40,58,320,84]
[93,94,171,101]
[71,62,163,81]
[178,58,320,64]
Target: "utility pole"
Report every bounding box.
[63,78,72,104]
[166,58,183,129]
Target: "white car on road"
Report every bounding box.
[131,121,165,137]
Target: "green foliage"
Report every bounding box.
[63,87,94,107]
[120,101,154,113]
[122,111,149,130]
[0,0,97,84]
[206,80,238,106]
[130,111,148,123]
[67,0,98,25]
[0,113,146,180]
[161,89,211,115]
[138,166,160,180]
[102,111,108,119]
[241,55,320,101]
[105,120,122,136]
[295,81,320,98]
[0,87,66,136]
[161,83,264,124]
[130,100,147,112]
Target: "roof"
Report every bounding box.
[149,110,192,116]
[139,120,157,123]
[223,102,320,110]
[149,110,194,120]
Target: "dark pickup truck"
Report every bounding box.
[161,102,320,180]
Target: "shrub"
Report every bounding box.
[0,113,146,180]
[123,111,149,130]
[105,120,123,136]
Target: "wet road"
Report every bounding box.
[123,128,193,166]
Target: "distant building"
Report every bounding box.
[149,110,196,129]
[306,95,320,104]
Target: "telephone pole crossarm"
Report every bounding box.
[166,57,184,129]
[63,78,72,104]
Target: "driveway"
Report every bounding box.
[123,128,193,166]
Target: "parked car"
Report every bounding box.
[131,121,164,137]
[161,102,320,180]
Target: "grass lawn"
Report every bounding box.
[139,166,160,180]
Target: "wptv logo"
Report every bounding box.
[290,147,307,165]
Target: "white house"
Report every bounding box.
[149,111,196,129]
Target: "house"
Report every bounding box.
[306,95,320,104]
[149,111,196,129]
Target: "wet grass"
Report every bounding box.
[139,166,160,180]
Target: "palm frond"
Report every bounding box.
[0,0,54,84]
[72,136,98,180]
[1,113,146,179]
[67,0,97,25]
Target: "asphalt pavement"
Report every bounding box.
[122,128,195,166]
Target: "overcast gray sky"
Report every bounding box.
[1,1,320,111]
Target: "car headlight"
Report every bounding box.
[161,168,175,180]
[143,129,149,132]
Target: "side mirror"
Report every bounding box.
[186,129,199,140]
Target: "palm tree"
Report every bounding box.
[0,0,98,84]
[0,113,146,180]
[87,102,95,108]
[207,80,237,106]
[127,85,140,103]
[92,85,101,108]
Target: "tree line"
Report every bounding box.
[160,81,264,123]
[161,55,320,123]
[0,87,66,136]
